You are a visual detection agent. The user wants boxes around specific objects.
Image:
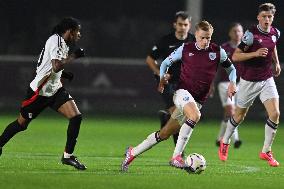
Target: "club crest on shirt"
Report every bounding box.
[271,35,276,43]
[188,52,194,57]
[183,96,190,101]
[209,52,216,60]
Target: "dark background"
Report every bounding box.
[0,0,283,58]
[0,0,283,120]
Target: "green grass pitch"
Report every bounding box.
[0,114,283,189]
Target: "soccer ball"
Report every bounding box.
[184,153,206,174]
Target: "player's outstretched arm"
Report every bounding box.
[158,44,183,93]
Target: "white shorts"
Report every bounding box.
[171,89,202,125]
[236,77,279,108]
[218,82,236,107]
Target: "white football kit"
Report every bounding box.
[30,34,69,97]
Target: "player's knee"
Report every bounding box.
[233,113,245,124]
[189,111,201,123]
[270,110,280,121]
[70,114,82,125]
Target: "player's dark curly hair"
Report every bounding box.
[52,17,81,35]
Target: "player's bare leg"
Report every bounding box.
[121,117,180,171]
[170,102,200,168]
[0,114,30,157]
[260,98,280,166]
[58,100,86,170]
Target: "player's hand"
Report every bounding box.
[273,63,281,77]
[73,48,85,59]
[255,48,268,57]
[227,81,237,100]
[157,74,171,93]
[61,71,74,82]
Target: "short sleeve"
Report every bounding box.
[238,30,253,51]
[219,47,228,63]
[276,28,280,40]
[47,35,69,61]
[242,30,254,46]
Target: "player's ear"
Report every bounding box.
[173,22,177,29]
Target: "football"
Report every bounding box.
[184,153,206,174]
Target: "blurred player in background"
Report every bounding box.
[145,11,195,153]
[0,17,87,170]
[216,23,243,148]
[219,3,281,167]
[122,21,237,171]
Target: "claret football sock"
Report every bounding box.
[0,120,27,148]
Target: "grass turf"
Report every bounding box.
[0,114,283,189]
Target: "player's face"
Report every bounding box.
[174,17,191,36]
[195,29,212,49]
[257,11,274,30]
[229,25,243,43]
[69,27,81,43]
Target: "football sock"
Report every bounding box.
[173,132,178,145]
[64,152,73,158]
[262,119,278,153]
[172,119,196,157]
[65,115,82,154]
[223,117,238,144]
[0,120,28,147]
[232,127,240,142]
[217,119,227,141]
[132,131,161,156]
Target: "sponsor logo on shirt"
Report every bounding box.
[169,45,176,48]
[258,39,262,43]
[209,52,216,60]
[188,52,194,56]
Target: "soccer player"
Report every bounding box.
[216,23,244,148]
[121,21,237,171]
[0,17,87,170]
[145,11,195,152]
[218,3,281,167]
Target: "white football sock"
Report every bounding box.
[231,127,240,142]
[223,117,239,144]
[262,119,278,153]
[172,119,195,158]
[132,131,160,156]
[217,120,227,141]
[64,152,73,158]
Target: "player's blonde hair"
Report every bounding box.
[195,21,214,33]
